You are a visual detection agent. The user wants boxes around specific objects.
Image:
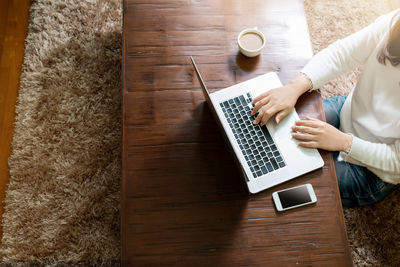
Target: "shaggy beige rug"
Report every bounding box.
[0,0,122,265]
[1,0,399,265]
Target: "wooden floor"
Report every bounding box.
[0,0,30,238]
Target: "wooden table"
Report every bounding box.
[122,0,352,265]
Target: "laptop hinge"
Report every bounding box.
[240,164,250,182]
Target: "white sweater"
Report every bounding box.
[301,9,400,184]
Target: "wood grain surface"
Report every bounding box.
[122,0,352,265]
[0,0,30,240]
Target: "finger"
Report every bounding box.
[260,106,278,126]
[291,132,316,141]
[253,106,269,124]
[252,92,269,104]
[253,100,272,123]
[297,141,318,148]
[253,112,263,125]
[259,111,271,126]
[291,125,319,135]
[251,96,270,115]
[275,109,289,124]
[254,103,274,125]
[254,106,272,125]
[295,119,321,128]
[306,117,321,122]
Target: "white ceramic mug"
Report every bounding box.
[237,27,265,57]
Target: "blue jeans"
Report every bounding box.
[323,96,400,207]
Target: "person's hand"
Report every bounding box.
[291,117,353,152]
[251,73,312,126]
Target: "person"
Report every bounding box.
[251,9,400,207]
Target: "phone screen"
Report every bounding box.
[278,185,312,209]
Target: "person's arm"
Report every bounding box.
[252,10,396,126]
[345,137,400,175]
[302,11,394,89]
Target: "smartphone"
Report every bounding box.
[272,184,317,211]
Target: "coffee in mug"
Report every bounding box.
[240,32,264,51]
[237,28,265,57]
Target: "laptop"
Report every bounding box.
[190,56,324,194]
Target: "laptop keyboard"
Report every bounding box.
[220,92,286,178]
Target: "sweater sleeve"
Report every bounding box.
[344,137,400,177]
[301,11,395,89]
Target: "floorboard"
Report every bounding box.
[0,0,31,239]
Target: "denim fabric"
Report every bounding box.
[323,96,400,207]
